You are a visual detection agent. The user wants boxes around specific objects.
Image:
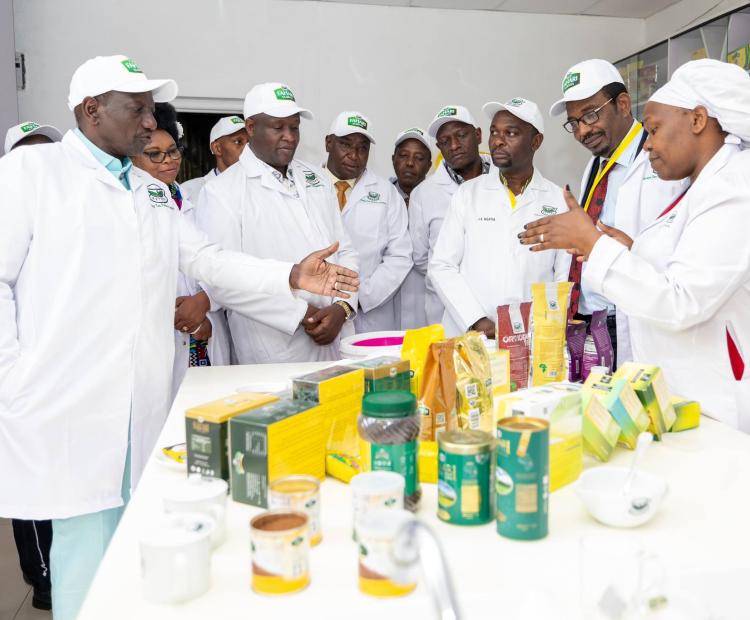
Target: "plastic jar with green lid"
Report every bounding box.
[358,391,421,511]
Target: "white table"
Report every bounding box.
[79,364,750,619]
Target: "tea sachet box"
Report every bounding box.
[583,373,650,449]
[292,366,364,404]
[614,363,676,439]
[669,396,701,432]
[346,356,410,393]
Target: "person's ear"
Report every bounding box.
[325,135,333,154]
[531,131,544,152]
[615,92,632,116]
[691,106,709,135]
[244,118,255,140]
[474,127,482,146]
[82,96,100,124]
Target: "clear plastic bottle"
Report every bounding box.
[358,391,421,511]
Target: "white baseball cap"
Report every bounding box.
[328,111,376,144]
[67,55,178,111]
[427,105,478,139]
[394,127,430,152]
[549,59,625,117]
[4,121,63,154]
[482,97,544,134]
[243,83,312,120]
[209,115,245,144]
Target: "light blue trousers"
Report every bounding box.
[50,442,131,620]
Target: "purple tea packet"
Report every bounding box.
[589,309,614,373]
[566,320,587,382]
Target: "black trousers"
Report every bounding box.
[12,518,52,593]
[574,312,618,370]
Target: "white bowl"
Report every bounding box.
[576,467,668,528]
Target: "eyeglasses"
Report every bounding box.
[562,98,613,133]
[144,144,184,163]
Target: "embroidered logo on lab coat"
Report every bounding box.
[364,191,384,203]
[146,184,173,208]
[303,171,322,187]
[540,205,558,216]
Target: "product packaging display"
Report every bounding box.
[614,363,676,439]
[400,324,445,397]
[359,391,422,511]
[185,392,279,480]
[351,471,405,540]
[566,320,587,382]
[530,281,573,386]
[580,389,621,461]
[417,340,458,441]
[582,373,650,449]
[229,399,325,508]
[669,396,701,432]
[268,476,322,547]
[418,440,438,483]
[292,366,364,405]
[347,356,411,393]
[496,302,532,390]
[582,310,614,380]
[453,332,493,433]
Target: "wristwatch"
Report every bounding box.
[334,300,355,321]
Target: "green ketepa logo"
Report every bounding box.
[146,184,172,208]
[541,205,557,215]
[366,191,381,202]
[20,122,40,133]
[438,107,457,118]
[121,59,143,74]
[347,116,368,130]
[230,116,243,124]
[274,86,295,101]
[508,98,526,107]
[562,72,580,92]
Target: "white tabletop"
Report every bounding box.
[79,364,750,620]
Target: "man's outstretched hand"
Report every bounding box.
[289,242,360,298]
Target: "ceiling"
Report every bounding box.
[288,0,683,19]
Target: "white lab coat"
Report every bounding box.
[180,168,216,204]
[171,190,231,401]
[584,143,750,431]
[578,146,688,365]
[0,132,300,519]
[341,168,412,333]
[430,167,572,337]
[197,147,359,364]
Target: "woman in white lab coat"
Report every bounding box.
[132,104,230,400]
[521,59,750,431]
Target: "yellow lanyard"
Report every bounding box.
[582,122,643,212]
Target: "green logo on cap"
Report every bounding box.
[229,116,244,124]
[347,115,368,130]
[438,107,457,118]
[20,122,40,133]
[508,98,525,107]
[121,59,143,74]
[274,87,295,101]
[562,72,580,93]
[404,127,423,135]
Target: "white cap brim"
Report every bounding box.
[5,124,63,154]
[246,103,313,120]
[331,128,376,144]
[68,77,178,110]
[482,102,544,134]
[394,133,430,151]
[427,116,475,139]
[549,97,570,117]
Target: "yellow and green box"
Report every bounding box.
[583,374,650,449]
[580,390,621,462]
[346,356,411,393]
[614,363,676,439]
[185,392,279,480]
[292,366,364,404]
[669,396,701,432]
[229,399,325,507]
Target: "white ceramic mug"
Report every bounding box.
[163,474,228,547]
[140,512,212,604]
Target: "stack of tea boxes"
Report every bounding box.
[185,356,699,507]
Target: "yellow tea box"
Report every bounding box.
[229,399,325,508]
[508,383,583,491]
[185,392,279,480]
[614,363,676,439]
[418,440,438,483]
[580,390,620,462]
[670,396,701,432]
[346,357,411,393]
[292,366,364,404]
[584,375,650,449]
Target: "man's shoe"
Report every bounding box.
[31,589,52,611]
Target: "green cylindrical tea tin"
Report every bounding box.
[495,417,549,540]
[437,430,494,525]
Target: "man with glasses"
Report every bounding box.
[181,115,248,203]
[323,111,412,333]
[549,58,687,365]
[409,105,490,327]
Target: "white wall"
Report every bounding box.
[13,0,645,185]
[645,0,748,47]
[0,0,18,134]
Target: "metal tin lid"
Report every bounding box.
[496,416,549,432]
[361,390,416,418]
[438,430,494,454]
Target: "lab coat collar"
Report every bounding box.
[64,130,134,193]
[484,164,545,193]
[239,144,300,196]
[353,167,377,189]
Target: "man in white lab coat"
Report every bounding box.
[430,98,571,338]
[180,115,248,203]
[409,105,491,327]
[198,83,360,362]
[389,128,432,330]
[324,111,412,333]
[549,58,687,365]
[0,56,358,620]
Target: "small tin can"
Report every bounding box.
[250,510,310,595]
[495,417,549,541]
[268,475,322,546]
[437,430,494,525]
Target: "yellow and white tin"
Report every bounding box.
[268,476,322,546]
